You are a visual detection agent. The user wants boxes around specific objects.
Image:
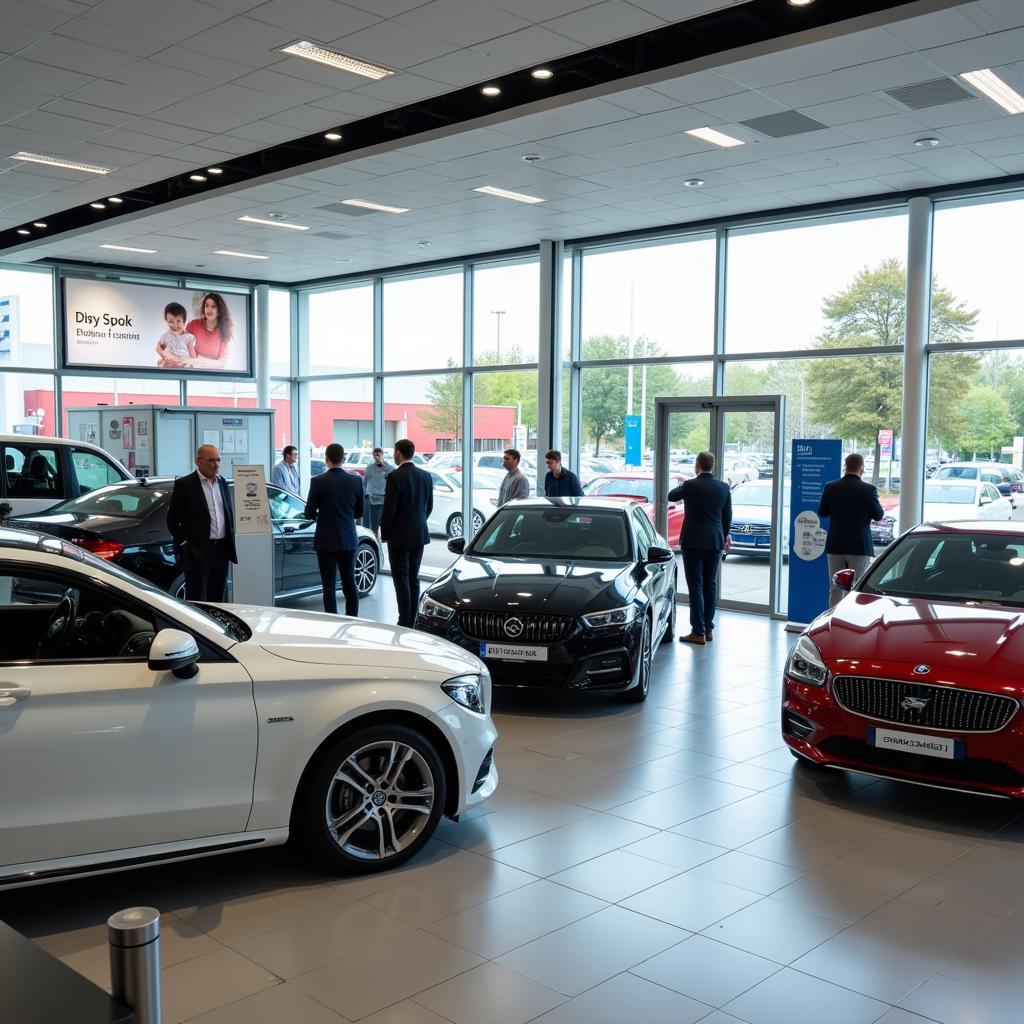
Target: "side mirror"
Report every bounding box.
[447,537,466,554]
[646,545,674,565]
[832,568,856,592]
[148,628,200,678]
[0,502,10,518]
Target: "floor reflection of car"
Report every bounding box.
[416,498,676,702]
[922,480,1013,522]
[583,471,689,542]
[783,523,1024,798]
[10,479,382,601]
[0,526,497,882]
[727,481,789,556]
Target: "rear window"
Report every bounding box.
[59,484,168,517]
[934,466,979,481]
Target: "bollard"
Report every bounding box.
[108,907,162,1024]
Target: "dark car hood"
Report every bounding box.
[810,591,1024,686]
[432,555,636,615]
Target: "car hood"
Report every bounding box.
[226,604,484,676]
[429,555,636,614]
[809,592,1024,686]
[731,503,772,525]
[922,503,979,521]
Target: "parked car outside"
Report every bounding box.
[426,468,500,540]
[726,480,789,556]
[583,471,689,542]
[933,461,1023,504]
[0,526,497,884]
[922,480,1014,522]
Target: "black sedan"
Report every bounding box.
[415,498,677,702]
[9,478,381,602]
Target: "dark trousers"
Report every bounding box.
[184,541,231,602]
[389,544,424,627]
[682,548,721,635]
[363,502,384,535]
[317,549,358,616]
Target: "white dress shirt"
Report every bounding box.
[198,470,227,539]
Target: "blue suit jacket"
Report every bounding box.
[544,468,583,497]
[668,472,732,551]
[818,474,884,556]
[304,468,364,552]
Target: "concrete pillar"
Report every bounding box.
[255,284,270,409]
[537,238,564,489]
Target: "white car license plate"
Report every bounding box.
[480,642,548,662]
[868,727,964,760]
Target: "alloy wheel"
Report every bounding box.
[448,514,463,539]
[354,545,378,595]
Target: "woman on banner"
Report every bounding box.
[187,292,235,368]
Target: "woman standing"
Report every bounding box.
[187,292,234,367]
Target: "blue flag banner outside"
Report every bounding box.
[624,415,642,467]
[787,438,843,627]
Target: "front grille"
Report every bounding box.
[458,611,575,643]
[732,522,769,536]
[832,676,1018,733]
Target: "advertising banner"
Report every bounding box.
[624,414,642,467]
[64,277,250,376]
[878,428,894,459]
[232,465,271,536]
[787,438,842,627]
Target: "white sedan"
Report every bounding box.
[923,480,1014,522]
[427,468,500,540]
[0,527,497,887]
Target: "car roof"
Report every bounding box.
[937,461,1007,469]
[499,497,637,513]
[0,432,126,460]
[0,526,60,551]
[910,521,1024,536]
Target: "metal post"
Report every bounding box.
[537,238,564,488]
[255,284,271,409]
[108,907,162,1024]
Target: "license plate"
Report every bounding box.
[754,536,770,546]
[868,727,964,760]
[479,642,548,662]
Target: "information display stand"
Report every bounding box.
[232,465,274,607]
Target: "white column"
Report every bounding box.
[900,196,932,534]
[254,284,271,408]
[537,238,564,488]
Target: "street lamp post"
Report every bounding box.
[491,309,506,362]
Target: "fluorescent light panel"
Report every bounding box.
[473,185,545,204]
[686,126,745,148]
[281,41,392,80]
[100,244,158,254]
[341,198,410,214]
[11,151,112,174]
[214,250,268,260]
[237,214,310,231]
[960,68,1024,114]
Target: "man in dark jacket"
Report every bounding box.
[543,449,583,498]
[818,452,885,607]
[167,444,237,602]
[380,438,433,627]
[668,451,732,645]
[304,442,364,616]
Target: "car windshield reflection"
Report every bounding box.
[470,507,632,561]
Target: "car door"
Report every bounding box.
[980,483,1011,520]
[428,471,456,535]
[632,508,670,634]
[267,485,319,593]
[0,562,257,867]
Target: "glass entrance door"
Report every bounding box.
[654,396,786,617]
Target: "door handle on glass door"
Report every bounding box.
[0,687,31,706]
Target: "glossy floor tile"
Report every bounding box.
[5,608,1023,1023]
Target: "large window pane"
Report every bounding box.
[383,272,463,371]
[61,375,181,435]
[0,268,54,369]
[472,368,537,500]
[726,213,908,354]
[473,260,538,365]
[0,372,55,433]
[580,237,715,360]
[308,284,373,375]
[187,378,291,454]
[933,198,1024,343]
[309,377,374,476]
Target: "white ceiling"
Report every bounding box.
[5,0,1024,281]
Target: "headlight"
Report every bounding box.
[442,674,484,713]
[582,605,637,629]
[786,635,829,687]
[418,594,455,621]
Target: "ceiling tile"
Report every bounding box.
[331,19,460,69]
[469,25,582,65]
[544,1,665,46]
[395,0,532,47]
[695,91,788,123]
[250,0,380,38]
[410,49,517,87]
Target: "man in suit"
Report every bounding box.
[167,444,237,602]
[668,451,732,646]
[304,442,364,616]
[819,452,885,607]
[380,438,433,627]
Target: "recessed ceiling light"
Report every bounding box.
[280,40,392,79]
[473,185,545,204]
[237,214,310,231]
[90,202,106,210]
[418,240,431,248]
[686,126,745,148]
[531,68,554,80]
[914,137,941,148]
[11,151,112,174]
[189,174,207,182]
[17,229,29,236]
[683,178,705,187]
[959,68,1024,114]
[108,196,123,204]
[213,249,269,260]
[32,222,47,228]
[324,132,343,141]
[100,243,158,254]
[481,85,501,96]
[787,0,815,6]
[521,153,543,163]
[207,167,223,174]
[333,258,352,263]
[341,198,410,214]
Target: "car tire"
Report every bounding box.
[661,586,676,644]
[447,510,485,540]
[354,542,379,597]
[622,615,652,703]
[295,724,446,874]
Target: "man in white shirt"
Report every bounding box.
[272,444,300,494]
[167,444,237,601]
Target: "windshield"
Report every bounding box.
[862,533,1024,606]
[471,507,632,561]
[587,477,654,501]
[732,484,771,506]
[924,483,976,505]
[934,466,979,481]
[57,484,169,517]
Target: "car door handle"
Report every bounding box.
[0,687,31,706]
[283,524,299,533]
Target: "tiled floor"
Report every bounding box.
[3,598,1023,1024]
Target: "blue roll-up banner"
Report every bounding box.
[624,415,642,466]
[787,438,842,627]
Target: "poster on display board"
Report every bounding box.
[62,277,251,377]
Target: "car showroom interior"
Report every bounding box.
[3,1,1024,1022]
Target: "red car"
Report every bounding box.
[584,471,689,543]
[783,521,1024,798]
